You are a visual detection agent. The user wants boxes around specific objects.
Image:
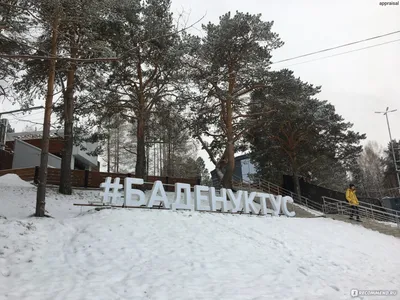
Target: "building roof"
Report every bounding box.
[6,129,64,141]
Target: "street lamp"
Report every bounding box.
[375,107,400,191]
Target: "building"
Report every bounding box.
[0,129,99,171]
[211,154,257,187]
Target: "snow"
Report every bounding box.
[375,220,399,228]
[292,203,325,217]
[0,174,34,188]
[1,175,400,300]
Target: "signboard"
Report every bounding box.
[91,177,296,217]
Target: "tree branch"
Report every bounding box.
[195,135,218,166]
[0,54,120,62]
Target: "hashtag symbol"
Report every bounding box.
[100,177,123,205]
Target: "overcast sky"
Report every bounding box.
[170,0,400,171]
[1,0,399,173]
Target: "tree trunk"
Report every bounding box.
[292,165,302,202]
[116,123,120,173]
[107,129,110,173]
[222,143,234,189]
[222,98,235,189]
[221,65,236,190]
[59,34,77,195]
[159,142,162,176]
[168,140,172,177]
[36,16,59,217]
[135,114,146,179]
[146,143,150,177]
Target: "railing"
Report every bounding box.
[231,175,324,213]
[322,196,400,228]
[217,175,400,228]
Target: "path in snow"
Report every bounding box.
[327,214,400,238]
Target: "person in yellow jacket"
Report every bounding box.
[346,184,360,221]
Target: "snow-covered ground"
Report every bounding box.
[375,220,399,228]
[292,203,324,217]
[1,174,400,300]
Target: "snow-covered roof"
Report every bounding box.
[5,129,64,141]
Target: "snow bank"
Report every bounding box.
[0,174,33,188]
[1,184,400,300]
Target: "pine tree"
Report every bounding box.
[247,69,366,198]
[354,141,386,198]
[382,140,400,191]
[99,0,186,179]
[185,11,283,189]
[0,0,32,100]
[14,0,115,195]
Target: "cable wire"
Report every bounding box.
[272,30,400,65]
[279,38,400,68]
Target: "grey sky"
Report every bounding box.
[1,0,399,173]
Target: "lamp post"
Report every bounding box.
[375,107,400,191]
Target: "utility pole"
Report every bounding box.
[375,107,400,191]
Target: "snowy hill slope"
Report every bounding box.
[1,175,400,300]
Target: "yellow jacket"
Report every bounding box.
[346,188,359,206]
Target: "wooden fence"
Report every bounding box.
[0,167,200,190]
[0,167,36,182]
[0,149,13,170]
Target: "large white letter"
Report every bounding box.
[172,183,193,211]
[257,193,270,216]
[124,178,146,207]
[208,188,228,212]
[243,191,259,214]
[227,189,243,213]
[148,181,170,208]
[99,177,123,205]
[194,185,210,211]
[281,196,296,217]
[268,195,282,217]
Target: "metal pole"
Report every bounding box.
[370,203,374,220]
[385,112,400,183]
[376,107,400,190]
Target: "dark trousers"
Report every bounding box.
[349,205,360,219]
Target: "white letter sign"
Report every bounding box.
[208,187,228,212]
[148,181,170,208]
[96,177,296,217]
[124,178,145,207]
[172,183,193,211]
[194,185,210,211]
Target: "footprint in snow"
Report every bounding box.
[329,285,340,292]
[298,267,307,276]
[1,268,11,277]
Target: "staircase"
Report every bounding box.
[229,175,324,218]
[227,175,400,228]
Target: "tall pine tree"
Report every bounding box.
[185,11,283,189]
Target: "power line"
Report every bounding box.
[0,105,44,118]
[279,38,400,68]
[272,30,400,65]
